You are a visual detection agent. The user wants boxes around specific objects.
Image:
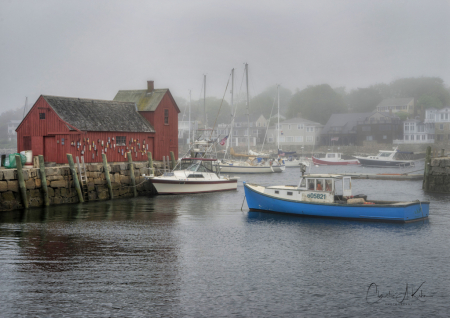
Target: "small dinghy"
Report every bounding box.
[243,166,429,223]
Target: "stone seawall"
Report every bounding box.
[0,162,157,211]
[423,156,450,193]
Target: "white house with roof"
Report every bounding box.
[266,117,323,146]
[424,107,450,143]
[393,119,435,144]
[376,98,414,114]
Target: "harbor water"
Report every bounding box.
[1,163,449,317]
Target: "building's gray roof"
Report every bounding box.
[279,117,322,126]
[321,112,372,134]
[43,95,155,132]
[376,98,414,108]
[234,114,265,123]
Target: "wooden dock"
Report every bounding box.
[337,173,423,181]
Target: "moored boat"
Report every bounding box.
[312,153,359,165]
[243,169,429,222]
[354,148,415,167]
[148,158,238,194]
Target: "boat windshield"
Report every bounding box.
[179,159,217,174]
[378,152,392,157]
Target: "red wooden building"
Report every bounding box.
[17,96,155,164]
[17,81,180,163]
[113,81,180,160]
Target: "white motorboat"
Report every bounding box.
[312,153,359,166]
[148,158,238,194]
[354,148,415,167]
[283,157,310,168]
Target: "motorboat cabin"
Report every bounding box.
[263,174,353,204]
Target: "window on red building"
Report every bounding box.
[164,109,169,124]
[116,136,126,146]
[39,113,45,119]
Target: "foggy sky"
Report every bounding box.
[0,0,449,113]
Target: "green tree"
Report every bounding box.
[345,87,383,113]
[287,84,347,124]
[417,94,443,109]
[389,77,450,106]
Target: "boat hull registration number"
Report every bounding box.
[306,193,326,200]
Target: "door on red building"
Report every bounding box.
[44,136,57,162]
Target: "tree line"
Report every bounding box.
[177,76,450,126]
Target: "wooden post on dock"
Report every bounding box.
[441,149,445,157]
[147,152,154,176]
[38,155,50,206]
[423,146,432,190]
[15,155,28,209]
[127,152,137,197]
[170,151,176,170]
[1,154,5,167]
[102,154,113,200]
[67,154,84,203]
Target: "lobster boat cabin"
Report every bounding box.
[244,174,429,223]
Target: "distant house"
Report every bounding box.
[16,96,155,164]
[113,81,180,160]
[178,120,199,144]
[393,119,435,144]
[376,98,414,114]
[219,114,268,147]
[266,117,323,146]
[356,112,403,145]
[321,113,371,146]
[7,120,21,141]
[424,107,450,144]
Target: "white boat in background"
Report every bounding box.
[354,148,415,167]
[148,158,238,194]
[220,158,285,173]
[283,157,310,168]
[312,153,359,166]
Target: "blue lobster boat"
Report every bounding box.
[243,173,429,223]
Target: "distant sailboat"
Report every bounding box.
[219,64,285,173]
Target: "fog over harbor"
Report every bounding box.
[0,0,449,113]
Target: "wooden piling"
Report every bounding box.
[423,146,432,190]
[147,152,154,176]
[170,151,176,170]
[127,152,137,197]
[441,149,445,157]
[67,154,84,203]
[102,154,114,200]
[1,154,5,167]
[38,155,50,206]
[15,155,28,209]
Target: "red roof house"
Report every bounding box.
[113,81,180,161]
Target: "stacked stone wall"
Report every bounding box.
[0,162,157,211]
[424,157,450,193]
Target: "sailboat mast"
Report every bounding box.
[203,74,207,130]
[245,63,250,154]
[189,90,191,144]
[229,68,234,150]
[277,85,280,152]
